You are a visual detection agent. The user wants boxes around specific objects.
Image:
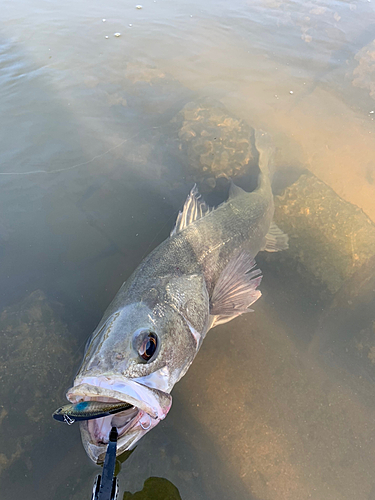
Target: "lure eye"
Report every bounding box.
[138,332,158,361]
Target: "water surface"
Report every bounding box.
[1,0,375,499]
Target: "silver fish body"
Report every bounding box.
[67,131,288,463]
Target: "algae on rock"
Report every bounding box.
[0,290,79,475]
[270,172,375,297]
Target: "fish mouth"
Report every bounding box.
[66,375,172,463]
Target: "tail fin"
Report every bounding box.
[254,130,275,192]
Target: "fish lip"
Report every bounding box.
[66,375,172,419]
[66,375,172,464]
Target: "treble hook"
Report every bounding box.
[140,414,152,430]
[63,414,75,425]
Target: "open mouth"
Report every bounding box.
[66,375,172,463]
[83,398,140,445]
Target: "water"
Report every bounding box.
[1,0,375,498]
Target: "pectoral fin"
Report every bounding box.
[210,251,262,327]
[262,221,289,252]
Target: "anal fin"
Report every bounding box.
[210,251,262,328]
[263,221,289,252]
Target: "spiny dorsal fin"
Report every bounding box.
[171,185,212,236]
[210,250,262,327]
[263,221,289,252]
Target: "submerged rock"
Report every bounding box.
[310,252,375,375]
[0,291,79,476]
[264,170,375,376]
[352,39,375,100]
[268,171,375,298]
[168,97,258,192]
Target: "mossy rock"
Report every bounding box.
[169,97,258,191]
[0,291,79,475]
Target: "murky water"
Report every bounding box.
[1,0,375,498]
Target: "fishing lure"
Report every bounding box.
[53,401,133,425]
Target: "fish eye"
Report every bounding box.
[138,332,158,361]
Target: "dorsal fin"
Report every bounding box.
[171,185,212,236]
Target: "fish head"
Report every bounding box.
[67,275,209,463]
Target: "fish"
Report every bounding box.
[53,401,134,425]
[66,130,288,463]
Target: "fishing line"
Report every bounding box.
[2,122,182,387]
[0,120,182,259]
[0,125,160,176]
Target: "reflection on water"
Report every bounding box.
[1,0,375,498]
